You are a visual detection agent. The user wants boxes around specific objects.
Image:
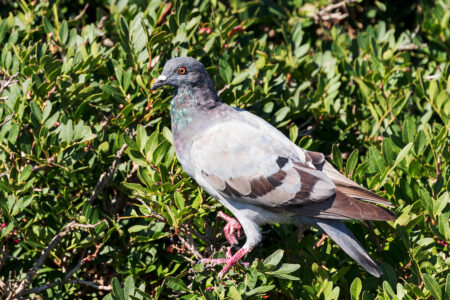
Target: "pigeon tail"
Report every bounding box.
[314,219,383,277]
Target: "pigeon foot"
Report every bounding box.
[200,246,251,279]
[217,211,242,245]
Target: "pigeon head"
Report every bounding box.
[151,57,216,92]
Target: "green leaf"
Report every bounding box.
[332,144,343,171]
[166,277,188,292]
[42,101,52,121]
[401,119,415,143]
[102,84,124,98]
[128,225,149,233]
[444,273,450,300]
[269,273,300,280]
[228,285,242,300]
[122,68,132,93]
[290,124,298,142]
[203,35,216,53]
[423,273,442,300]
[144,131,160,160]
[0,222,14,239]
[379,142,412,187]
[60,120,73,143]
[59,20,68,44]
[413,130,427,155]
[392,142,413,169]
[31,101,42,123]
[124,276,135,298]
[246,285,275,296]
[122,182,146,192]
[0,20,7,45]
[219,59,232,84]
[346,149,359,177]
[231,70,249,85]
[173,192,185,210]
[43,17,54,34]
[428,80,438,101]
[263,249,284,267]
[128,150,148,167]
[368,147,385,173]
[418,188,433,212]
[136,125,148,152]
[153,142,171,165]
[267,263,300,280]
[350,278,362,300]
[19,165,32,182]
[382,138,396,165]
[112,277,125,300]
[162,127,173,144]
[433,192,448,216]
[274,106,290,123]
[8,124,19,144]
[438,212,450,241]
[123,133,139,151]
[0,179,12,193]
[267,263,300,274]
[382,281,396,298]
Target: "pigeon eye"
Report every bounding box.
[178,67,187,75]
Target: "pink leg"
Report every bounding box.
[217,211,242,245]
[200,246,252,279]
[218,247,251,279]
[199,212,251,278]
[200,246,234,266]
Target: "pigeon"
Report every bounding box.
[151,57,395,278]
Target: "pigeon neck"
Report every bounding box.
[170,86,220,130]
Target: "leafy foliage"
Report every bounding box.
[0,0,449,299]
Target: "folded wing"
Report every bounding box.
[190,119,394,221]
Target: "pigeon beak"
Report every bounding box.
[151,75,168,91]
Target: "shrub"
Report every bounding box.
[0,0,448,299]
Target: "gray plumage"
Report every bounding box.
[151,57,395,277]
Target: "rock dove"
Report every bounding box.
[151,57,396,278]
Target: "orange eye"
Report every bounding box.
[178,66,186,75]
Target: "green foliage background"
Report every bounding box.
[0,0,449,299]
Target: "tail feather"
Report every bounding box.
[314,219,383,277]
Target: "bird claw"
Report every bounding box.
[200,247,251,279]
[217,211,242,246]
[199,212,249,278]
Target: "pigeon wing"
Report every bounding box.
[190,120,336,208]
[190,116,394,221]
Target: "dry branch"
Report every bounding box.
[314,0,358,24]
[218,85,230,96]
[0,72,19,97]
[0,113,14,127]
[134,197,166,222]
[73,4,89,21]
[66,280,112,291]
[89,127,134,203]
[397,43,427,51]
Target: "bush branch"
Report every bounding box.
[0,112,14,127]
[0,72,19,95]
[89,143,128,203]
[9,221,105,299]
[89,128,134,204]
[66,280,112,291]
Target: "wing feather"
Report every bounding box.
[322,161,394,207]
[191,121,334,207]
[190,114,394,221]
